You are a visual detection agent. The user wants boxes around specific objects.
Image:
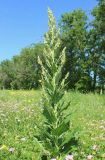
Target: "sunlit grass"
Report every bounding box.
[0,90,105,159]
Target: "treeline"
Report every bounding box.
[0,44,44,89]
[0,0,105,92]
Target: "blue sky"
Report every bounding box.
[0,0,98,62]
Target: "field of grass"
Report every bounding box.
[0,90,105,159]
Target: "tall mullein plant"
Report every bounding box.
[38,8,76,160]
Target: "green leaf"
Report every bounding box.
[52,120,70,137]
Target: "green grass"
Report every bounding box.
[0,90,105,159]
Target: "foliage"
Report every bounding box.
[90,0,105,93]
[0,0,105,92]
[0,43,44,89]
[0,60,14,89]
[60,9,88,90]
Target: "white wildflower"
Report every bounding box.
[20,137,26,141]
[87,155,93,160]
[92,144,99,151]
[65,154,74,160]
[9,147,15,153]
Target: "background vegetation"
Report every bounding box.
[0,0,105,93]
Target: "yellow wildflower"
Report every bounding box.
[0,145,8,150]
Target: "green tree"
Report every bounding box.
[0,60,14,89]
[18,43,43,89]
[0,43,44,90]
[90,0,105,92]
[60,9,88,90]
[97,0,105,34]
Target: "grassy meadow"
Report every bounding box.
[0,90,105,159]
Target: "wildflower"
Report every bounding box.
[101,153,105,158]
[92,145,99,151]
[0,145,8,150]
[65,154,74,160]
[9,147,15,153]
[99,126,105,130]
[20,137,26,141]
[87,155,93,160]
[15,117,21,122]
[51,159,56,160]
